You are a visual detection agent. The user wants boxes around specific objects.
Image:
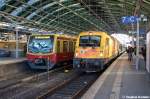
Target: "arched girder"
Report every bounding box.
[10,0,40,16]
[15,1,88,31]
[0,0,6,9]
[40,13,87,31]
[47,10,89,27]
[38,3,81,22]
[78,0,113,31]
[6,1,86,31]
[47,8,85,24]
[0,11,57,32]
[0,11,78,34]
[54,1,104,31]
[1,0,149,34]
[7,0,58,17]
[65,14,99,28]
[47,17,88,30]
[24,0,103,31]
[1,0,104,31]
[29,10,88,30]
[26,2,58,19]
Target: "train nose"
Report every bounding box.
[28,58,55,69]
[35,58,43,64]
[34,58,45,65]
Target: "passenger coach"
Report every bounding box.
[73,31,120,72]
[27,34,76,69]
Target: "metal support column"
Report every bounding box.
[131,24,135,47]
[136,19,140,70]
[15,28,19,58]
[47,57,50,80]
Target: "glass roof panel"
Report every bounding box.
[0,0,6,8]
[0,0,149,34]
[10,0,40,16]
[26,2,58,19]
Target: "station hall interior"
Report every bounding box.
[0,0,150,99]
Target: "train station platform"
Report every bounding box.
[82,53,150,99]
[0,57,26,65]
[0,57,27,78]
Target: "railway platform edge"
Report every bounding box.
[82,53,150,99]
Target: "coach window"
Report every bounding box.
[63,41,68,52]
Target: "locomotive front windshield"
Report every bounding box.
[79,35,101,47]
[28,35,54,53]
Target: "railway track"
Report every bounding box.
[0,64,73,99]
[0,54,122,99]
[37,54,123,99]
[0,63,72,88]
[37,73,99,99]
[0,71,38,89]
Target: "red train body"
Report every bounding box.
[27,34,76,69]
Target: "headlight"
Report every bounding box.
[80,50,85,54]
[75,53,78,57]
[100,51,103,56]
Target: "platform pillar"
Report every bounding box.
[15,28,19,58]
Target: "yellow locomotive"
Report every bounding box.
[73,31,120,72]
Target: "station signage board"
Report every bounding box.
[121,16,138,24]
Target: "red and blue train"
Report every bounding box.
[27,34,76,69]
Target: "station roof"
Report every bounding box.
[0,0,149,35]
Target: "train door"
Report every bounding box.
[56,40,61,53]
[56,38,63,62]
[69,41,73,53]
[63,40,69,61]
[73,41,76,52]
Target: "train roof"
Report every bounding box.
[30,34,77,39]
[111,36,120,43]
[79,31,108,35]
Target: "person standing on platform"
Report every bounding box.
[134,46,136,55]
[141,46,146,62]
[23,44,27,56]
[127,46,134,61]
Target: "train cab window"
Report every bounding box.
[63,41,69,52]
[28,35,54,53]
[79,36,101,47]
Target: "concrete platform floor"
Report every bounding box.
[82,53,150,99]
[0,57,26,65]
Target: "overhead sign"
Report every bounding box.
[121,16,138,24]
[128,30,145,35]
